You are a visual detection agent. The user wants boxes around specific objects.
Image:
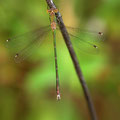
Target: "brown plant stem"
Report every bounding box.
[46,0,97,120]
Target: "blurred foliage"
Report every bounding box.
[0,0,120,120]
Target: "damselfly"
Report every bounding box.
[5,8,104,100]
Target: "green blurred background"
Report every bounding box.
[0,0,120,120]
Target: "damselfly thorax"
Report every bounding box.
[47,8,58,31]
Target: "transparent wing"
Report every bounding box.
[5,26,51,63]
[66,26,104,54]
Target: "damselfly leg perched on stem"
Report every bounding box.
[5,8,104,100]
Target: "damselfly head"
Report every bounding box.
[47,8,58,16]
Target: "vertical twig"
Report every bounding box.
[46,0,97,120]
